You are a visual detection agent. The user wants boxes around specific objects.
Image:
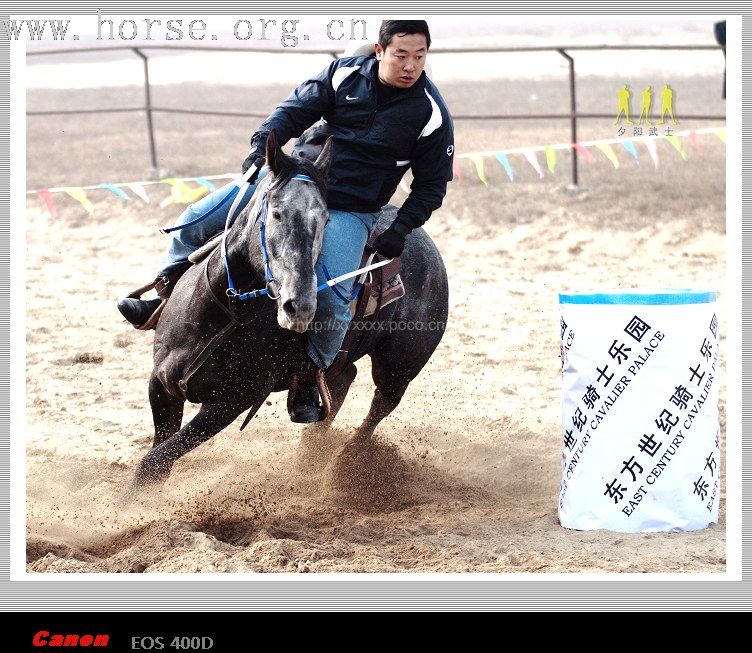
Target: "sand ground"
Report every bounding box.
[24,70,727,573]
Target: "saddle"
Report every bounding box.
[352,231,404,319]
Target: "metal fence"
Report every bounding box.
[27,44,724,185]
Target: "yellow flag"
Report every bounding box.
[595,143,620,169]
[62,187,94,214]
[468,154,488,187]
[160,178,209,207]
[665,135,688,160]
[713,128,726,143]
[181,186,211,203]
[544,146,557,173]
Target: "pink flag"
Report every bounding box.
[572,143,594,163]
[452,158,462,179]
[643,139,659,168]
[35,188,58,222]
[688,129,702,154]
[523,150,544,179]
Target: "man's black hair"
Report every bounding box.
[378,20,431,50]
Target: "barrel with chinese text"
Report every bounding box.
[558,289,720,533]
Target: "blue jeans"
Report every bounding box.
[159,172,376,370]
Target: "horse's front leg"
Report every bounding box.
[134,400,241,486]
[149,374,184,448]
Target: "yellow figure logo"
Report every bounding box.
[614,84,634,125]
[638,86,653,125]
[659,84,678,125]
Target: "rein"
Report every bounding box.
[162,164,393,404]
[162,165,393,307]
[222,173,315,302]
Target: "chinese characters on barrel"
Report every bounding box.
[603,313,720,514]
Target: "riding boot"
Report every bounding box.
[288,356,332,424]
[117,262,192,330]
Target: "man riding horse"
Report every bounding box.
[118,19,454,423]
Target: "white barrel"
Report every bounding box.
[558,288,720,533]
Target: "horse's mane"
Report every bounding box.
[271,151,329,201]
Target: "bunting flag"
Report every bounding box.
[27,172,242,220]
[184,186,210,203]
[62,187,95,213]
[99,183,130,201]
[127,183,150,203]
[469,154,488,187]
[454,127,722,183]
[494,152,514,181]
[665,135,688,160]
[159,178,210,208]
[688,129,703,154]
[595,143,619,169]
[27,127,726,208]
[573,143,595,163]
[544,146,557,173]
[35,188,58,221]
[643,138,659,168]
[523,150,544,179]
[195,177,217,192]
[621,139,640,166]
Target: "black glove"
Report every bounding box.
[241,148,265,182]
[373,223,411,258]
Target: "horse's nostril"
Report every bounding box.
[282,299,297,316]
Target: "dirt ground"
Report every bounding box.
[24,72,727,573]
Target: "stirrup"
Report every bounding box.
[123,278,168,331]
[134,299,167,331]
[287,368,332,422]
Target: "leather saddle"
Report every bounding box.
[351,230,404,319]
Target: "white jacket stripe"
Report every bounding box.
[332,65,361,92]
[420,89,443,138]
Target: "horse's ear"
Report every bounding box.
[265,129,285,175]
[313,137,334,176]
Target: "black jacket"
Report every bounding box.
[250,54,454,231]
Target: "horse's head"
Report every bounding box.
[257,130,333,333]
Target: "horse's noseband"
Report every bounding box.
[223,173,316,303]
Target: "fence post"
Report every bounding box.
[557,49,578,187]
[132,48,158,172]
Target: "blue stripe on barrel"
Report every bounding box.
[559,289,717,305]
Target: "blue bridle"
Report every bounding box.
[162,169,380,307]
[221,173,317,302]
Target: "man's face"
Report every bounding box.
[374,32,428,88]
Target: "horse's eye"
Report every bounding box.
[271,210,282,221]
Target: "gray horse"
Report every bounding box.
[134,130,449,486]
